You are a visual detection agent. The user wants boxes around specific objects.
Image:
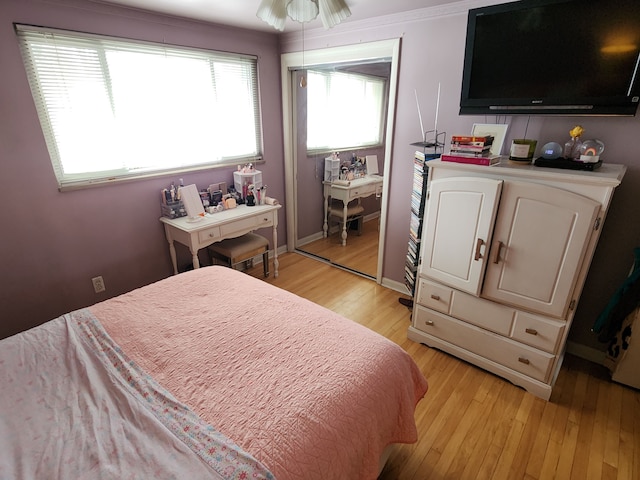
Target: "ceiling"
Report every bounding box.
[96,0,461,33]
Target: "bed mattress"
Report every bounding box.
[1,266,428,479]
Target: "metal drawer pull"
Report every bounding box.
[430,294,440,301]
[424,320,434,326]
[474,238,484,261]
[518,357,530,365]
[525,328,538,336]
[492,241,504,264]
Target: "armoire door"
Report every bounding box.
[482,180,600,318]
[420,177,502,296]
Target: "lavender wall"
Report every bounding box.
[4,0,640,355]
[281,3,640,353]
[0,0,284,339]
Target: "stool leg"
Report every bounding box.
[263,251,269,277]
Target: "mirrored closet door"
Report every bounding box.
[281,40,400,281]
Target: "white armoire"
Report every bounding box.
[408,159,626,399]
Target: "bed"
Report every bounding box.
[0,266,428,479]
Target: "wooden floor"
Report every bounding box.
[244,253,640,480]
[297,217,379,278]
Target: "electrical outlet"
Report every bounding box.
[92,276,106,293]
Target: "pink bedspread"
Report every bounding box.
[91,266,428,480]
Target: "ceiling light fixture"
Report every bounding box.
[286,0,319,23]
[256,0,351,31]
[318,0,351,28]
[256,0,288,31]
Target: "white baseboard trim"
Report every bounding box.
[381,277,410,296]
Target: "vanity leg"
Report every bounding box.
[164,224,179,275]
[341,203,348,246]
[272,224,279,278]
[323,194,329,238]
[168,242,178,275]
[191,249,200,269]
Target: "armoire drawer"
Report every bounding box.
[415,278,452,314]
[512,311,565,353]
[413,305,554,382]
[450,289,514,336]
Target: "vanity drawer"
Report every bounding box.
[416,278,451,314]
[255,213,274,228]
[219,216,258,236]
[450,290,514,336]
[348,184,375,200]
[512,312,565,353]
[413,305,554,382]
[198,226,221,243]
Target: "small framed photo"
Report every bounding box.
[472,123,509,156]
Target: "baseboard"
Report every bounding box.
[565,341,606,365]
[297,231,324,247]
[381,276,410,296]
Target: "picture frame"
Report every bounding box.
[471,123,509,156]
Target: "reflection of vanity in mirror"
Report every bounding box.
[297,148,384,278]
[322,175,383,246]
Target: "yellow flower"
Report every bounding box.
[570,125,584,138]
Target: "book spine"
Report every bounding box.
[450,135,494,143]
[441,154,499,165]
[450,146,492,154]
[451,141,488,147]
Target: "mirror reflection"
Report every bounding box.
[294,60,391,278]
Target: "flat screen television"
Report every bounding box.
[459,0,640,116]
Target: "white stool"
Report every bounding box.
[329,199,364,245]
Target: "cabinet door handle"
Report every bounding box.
[424,320,434,326]
[474,238,485,261]
[518,357,530,365]
[492,241,504,264]
[430,294,440,301]
[525,328,538,336]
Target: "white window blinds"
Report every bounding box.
[16,25,262,189]
[306,69,386,152]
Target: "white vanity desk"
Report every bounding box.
[322,175,383,245]
[160,204,281,276]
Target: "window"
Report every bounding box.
[16,25,262,190]
[306,69,386,152]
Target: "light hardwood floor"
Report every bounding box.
[244,252,640,480]
[297,217,380,277]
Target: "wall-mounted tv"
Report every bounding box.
[459,0,640,116]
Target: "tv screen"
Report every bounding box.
[460,0,640,116]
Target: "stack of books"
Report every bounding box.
[405,150,440,296]
[442,134,500,166]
